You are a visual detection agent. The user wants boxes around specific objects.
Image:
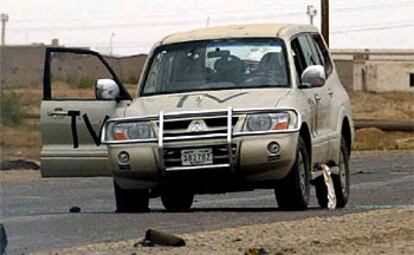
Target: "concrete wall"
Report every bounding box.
[1,45,47,87]
[331,49,414,92]
[333,59,354,91]
[0,45,147,88]
[367,61,414,92]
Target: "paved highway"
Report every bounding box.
[1,151,413,254]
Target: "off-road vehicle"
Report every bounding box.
[41,24,354,212]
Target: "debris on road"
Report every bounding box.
[352,170,373,175]
[35,209,414,255]
[69,207,81,213]
[0,159,40,171]
[0,224,7,255]
[244,247,269,255]
[138,229,186,247]
[320,164,337,210]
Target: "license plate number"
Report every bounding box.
[181,148,213,166]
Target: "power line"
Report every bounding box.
[332,23,414,34]
[10,0,414,28]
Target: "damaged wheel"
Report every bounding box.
[275,136,310,210]
[315,136,350,208]
[113,181,149,213]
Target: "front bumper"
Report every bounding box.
[103,108,300,189]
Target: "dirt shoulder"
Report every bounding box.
[0,169,40,183]
[35,209,414,255]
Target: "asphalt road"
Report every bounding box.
[1,151,413,254]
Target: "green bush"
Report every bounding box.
[0,93,23,126]
[78,78,96,89]
[125,76,138,84]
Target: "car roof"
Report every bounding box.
[160,23,318,45]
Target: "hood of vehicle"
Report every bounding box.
[125,88,291,116]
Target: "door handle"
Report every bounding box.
[48,109,69,117]
[314,94,321,101]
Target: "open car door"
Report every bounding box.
[41,47,132,177]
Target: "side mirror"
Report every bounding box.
[300,65,326,88]
[96,79,120,100]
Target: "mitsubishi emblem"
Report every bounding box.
[188,120,207,132]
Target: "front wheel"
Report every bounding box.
[161,187,194,211]
[113,181,149,213]
[275,136,310,210]
[315,136,350,208]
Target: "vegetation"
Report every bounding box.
[0,92,23,127]
[78,78,96,89]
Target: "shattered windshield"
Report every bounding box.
[141,39,289,96]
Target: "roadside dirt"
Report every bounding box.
[34,209,414,255]
[355,128,414,151]
[0,169,40,183]
[350,91,414,121]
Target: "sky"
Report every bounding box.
[2,0,414,56]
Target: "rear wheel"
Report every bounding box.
[113,181,149,213]
[275,136,310,210]
[161,187,194,211]
[315,136,350,208]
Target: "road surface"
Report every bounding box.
[1,151,413,254]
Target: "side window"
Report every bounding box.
[50,52,116,99]
[305,35,323,66]
[311,34,333,76]
[291,38,307,83]
[297,35,318,67]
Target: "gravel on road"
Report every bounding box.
[35,209,414,255]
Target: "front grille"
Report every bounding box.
[157,116,239,138]
[163,144,237,168]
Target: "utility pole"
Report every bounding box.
[321,0,329,46]
[306,5,317,25]
[206,16,211,28]
[109,32,115,56]
[1,13,9,46]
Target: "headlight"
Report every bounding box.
[112,122,153,140]
[244,112,291,131]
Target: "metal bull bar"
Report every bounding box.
[101,107,301,171]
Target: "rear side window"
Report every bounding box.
[311,34,333,76]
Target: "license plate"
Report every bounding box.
[181,148,213,166]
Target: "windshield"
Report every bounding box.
[141,39,289,96]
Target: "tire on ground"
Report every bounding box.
[315,136,351,208]
[161,188,194,211]
[275,136,310,210]
[113,181,149,213]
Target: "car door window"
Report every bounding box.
[50,52,116,99]
[304,35,323,66]
[311,34,333,76]
[297,35,318,67]
[291,38,307,83]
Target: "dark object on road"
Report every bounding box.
[0,223,7,255]
[245,248,269,255]
[142,229,185,247]
[0,160,40,171]
[352,170,373,175]
[69,206,81,213]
